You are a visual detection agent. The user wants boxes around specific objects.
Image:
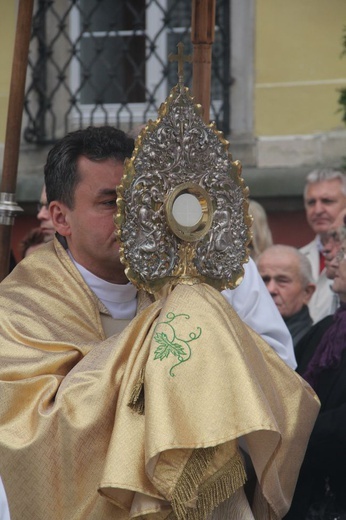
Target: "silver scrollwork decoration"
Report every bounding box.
[116,81,252,294]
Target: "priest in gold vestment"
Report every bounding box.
[0,91,319,519]
[0,237,319,520]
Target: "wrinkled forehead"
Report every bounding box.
[258,253,299,276]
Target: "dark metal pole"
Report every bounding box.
[0,0,34,280]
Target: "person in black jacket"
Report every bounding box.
[285,236,346,519]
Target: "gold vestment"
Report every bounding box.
[0,239,319,519]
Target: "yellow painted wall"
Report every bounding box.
[0,2,17,142]
[255,0,346,135]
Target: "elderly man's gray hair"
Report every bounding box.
[257,244,314,286]
[304,169,346,197]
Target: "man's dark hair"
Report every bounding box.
[44,126,134,208]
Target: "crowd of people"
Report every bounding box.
[0,124,345,519]
[253,169,346,519]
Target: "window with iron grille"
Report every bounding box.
[24,0,231,145]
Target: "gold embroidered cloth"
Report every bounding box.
[0,240,319,519]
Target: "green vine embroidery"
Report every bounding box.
[153,311,202,376]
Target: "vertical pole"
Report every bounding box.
[191,0,216,124]
[0,0,34,280]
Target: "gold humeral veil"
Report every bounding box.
[0,240,319,520]
[0,47,320,520]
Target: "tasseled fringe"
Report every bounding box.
[191,453,247,520]
[169,450,247,520]
[127,367,145,415]
[171,447,218,519]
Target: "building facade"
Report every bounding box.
[1,0,346,258]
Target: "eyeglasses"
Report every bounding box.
[37,202,49,212]
[322,245,340,260]
[335,248,346,263]
[322,249,334,261]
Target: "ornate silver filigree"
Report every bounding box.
[116,82,251,294]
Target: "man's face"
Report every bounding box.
[321,231,341,279]
[37,186,56,241]
[304,179,346,235]
[257,251,314,318]
[320,207,346,279]
[51,156,127,284]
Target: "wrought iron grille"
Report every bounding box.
[23,0,231,144]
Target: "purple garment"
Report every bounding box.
[303,302,346,389]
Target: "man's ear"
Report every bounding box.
[304,283,316,304]
[50,202,71,237]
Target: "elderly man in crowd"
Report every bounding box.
[257,245,316,348]
[320,207,346,281]
[36,184,56,241]
[300,169,346,323]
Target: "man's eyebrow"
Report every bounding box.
[96,188,118,196]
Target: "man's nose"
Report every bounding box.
[314,200,324,213]
[322,247,333,261]
[266,279,278,294]
[37,206,49,220]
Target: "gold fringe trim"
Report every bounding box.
[127,367,145,415]
[171,447,217,519]
[169,450,247,520]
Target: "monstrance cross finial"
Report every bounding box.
[169,42,192,86]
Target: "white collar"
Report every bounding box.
[68,251,137,319]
